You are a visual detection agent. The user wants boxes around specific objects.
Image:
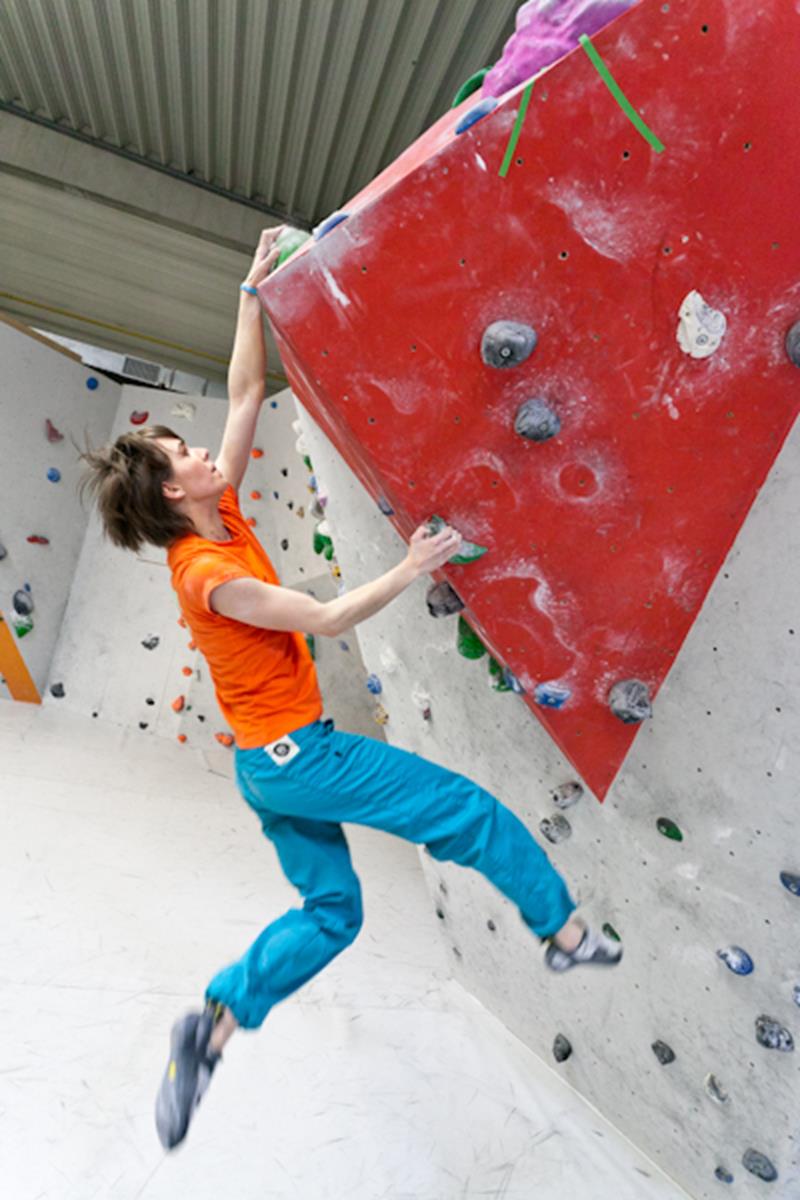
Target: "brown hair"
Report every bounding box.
[77,424,196,553]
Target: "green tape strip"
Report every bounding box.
[579,34,664,153]
[499,81,534,178]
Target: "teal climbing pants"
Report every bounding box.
[207,716,576,1029]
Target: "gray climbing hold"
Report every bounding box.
[742,1149,778,1183]
[651,1040,675,1065]
[426,581,465,618]
[714,1166,734,1184]
[141,635,160,651]
[785,320,800,367]
[754,1015,794,1052]
[377,496,394,516]
[608,679,652,723]
[779,871,800,896]
[12,589,33,616]
[552,781,583,810]
[716,946,753,975]
[539,814,572,845]
[553,1034,572,1063]
[0,542,6,560]
[481,320,538,369]
[793,984,800,1008]
[704,1073,729,1104]
[50,682,65,699]
[514,398,561,442]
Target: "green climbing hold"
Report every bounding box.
[657,817,683,842]
[271,227,312,273]
[602,922,621,942]
[303,455,313,471]
[313,521,334,561]
[457,616,486,660]
[488,656,512,692]
[12,614,34,638]
[451,68,490,109]
[427,514,488,565]
[305,634,316,661]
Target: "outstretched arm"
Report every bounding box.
[216,226,285,490]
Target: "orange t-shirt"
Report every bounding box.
[167,485,323,747]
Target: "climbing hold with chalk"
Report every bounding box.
[502,669,523,693]
[714,1167,734,1184]
[12,613,33,638]
[785,320,800,367]
[779,871,800,896]
[539,814,572,845]
[130,411,149,425]
[366,674,382,696]
[454,96,498,135]
[377,496,394,516]
[50,682,65,698]
[271,227,312,272]
[651,1041,675,1066]
[608,679,652,723]
[677,291,727,359]
[12,589,33,617]
[141,635,160,651]
[742,1150,778,1183]
[45,418,64,442]
[755,1016,794,1052]
[481,320,538,369]
[514,398,561,442]
[313,211,349,239]
[704,1074,729,1105]
[488,656,513,692]
[426,581,464,618]
[373,703,389,726]
[716,946,753,976]
[534,682,571,709]
[552,1034,572,1063]
[552,782,583,810]
[47,468,61,483]
[426,515,487,564]
[657,817,683,842]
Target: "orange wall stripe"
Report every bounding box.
[0,612,41,704]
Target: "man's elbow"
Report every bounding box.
[315,602,341,640]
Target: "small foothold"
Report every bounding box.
[742,1149,778,1183]
[457,615,486,660]
[502,668,524,693]
[86,376,99,390]
[455,96,498,135]
[609,679,652,723]
[426,581,465,618]
[651,1040,675,1065]
[377,496,394,516]
[47,468,61,483]
[145,698,155,706]
[481,320,538,369]
[379,645,400,675]
[716,946,753,976]
[552,781,583,810]
[714,1167,734,1184]
[515,398,561,442]
[704,1074,729,1104]
[181,666,193,677]
[12,590,34,616]
[539,814,572,845]
[251,448,264,459]
[754,1015,794,1052]
[0,542,6,560]
[50,682,65,699]
[130,410,149,425]
[677,290,727,359]
[313,211,349,239]
[141,635,160,651]
[177,734,188,744]
[246,517,257,527]
[534,682,571,709]
[602,922,621,942]
[45,418,64,442]
[250,490,262,500]
[280,538,289,551]
[171,695,185,713]
[793,984,800,1008]
[784,319,800,367]
[373,703,389,726]
[553,1034,572,1063]
[139,722,148,730]
[296,506,305,518]
[214,733,234,747]
[339,640,349,651]
[26,535,49,545]
[779,871,800,896]
[366,673,382,695]
[488,656,513,692]
[657,817,683,841]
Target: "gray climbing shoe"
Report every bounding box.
[544,926,623,973]
[155,1006,221,1150]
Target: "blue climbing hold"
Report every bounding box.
[47,468,61,483]
[377,496,394,516]
[716,946,753,976]
[455,96,498,135]
[502,668,524,694]
[339,641,350,652]
[779,871,800,896]
[793,984,800,1008]
[714,1167,734,1184]
[366,673,382,696]
[270,401,278,409]
[742,1149,778,1183]
[86,376,99,390]
[313,211,349,240]
[534,682,571,709]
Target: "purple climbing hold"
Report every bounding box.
[45,418,64,442]
[12,589,34,617]
[785,320,800,367]
[539,814,571,844]
[50,682,65,699]
[609,679,652,723]
[754,1015,794,1052]
[716,946,753,975]
[534,682,571,709]
[313,211,349,240]
[339,641,350,652]
[742,1149,778,1183]
[47,468,61,483]
[514,398,561,442]
[455,96,498,135]
[779,871,800,896]
[552,1034,572,1063]
[426,580,465,618]
[714,1166,734,1184]
[141,635,160,651]
[86,376,99,390]
[377,496,395,516]
[481,320,538,369]
[366,673,382,696]
[552,781,583,810]
[651,1040,675,1065]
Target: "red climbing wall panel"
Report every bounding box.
[261,0,800,800]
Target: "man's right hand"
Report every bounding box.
[405,524,463,577]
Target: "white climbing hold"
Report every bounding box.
[411,687,432,711]
[170,401,196,421]
[677,290,727,359]
[295,434,309,455]
[379,645,401,675]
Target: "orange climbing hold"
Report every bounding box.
[177,734,188,744]
[246,517,257,527]
[177,617,187,628]
[251,448,264,459]
[181,666,193,676]
[215,732,234,747]
[188,640,197,651]
[171,695,186,713]
[250,490,262,500]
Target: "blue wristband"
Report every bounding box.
[240,283,258,296]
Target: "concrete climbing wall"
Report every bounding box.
[0,318,118,702]
[256,0,800,1192]
[260,0,800,802]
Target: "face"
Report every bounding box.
[156,437,226,504]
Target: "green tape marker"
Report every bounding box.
[499,81,534,178]
[579,34,664,153]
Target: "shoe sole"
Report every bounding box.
[155,1014,211,1150]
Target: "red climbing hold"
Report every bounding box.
[250,490,262,500]
[187,640,197,651]
[246,517,257,527]
[171,695,186,713]
[130,411,149,425]
[181,666,193,677]
[177,734,188,744]
[26,535,49,545]
[45,418,64,443]
[177,617,187,628]
[215,732,234,747]
[251,448,264,459]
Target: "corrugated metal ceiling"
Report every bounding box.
[0,0,519,229]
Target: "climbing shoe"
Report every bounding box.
[155,1003,221,1150]
[544,925,623,973]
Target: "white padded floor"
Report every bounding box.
[0,698,689,1200]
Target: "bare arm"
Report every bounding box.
[210,524,462,637]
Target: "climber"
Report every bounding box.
[78,225,622,1154]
